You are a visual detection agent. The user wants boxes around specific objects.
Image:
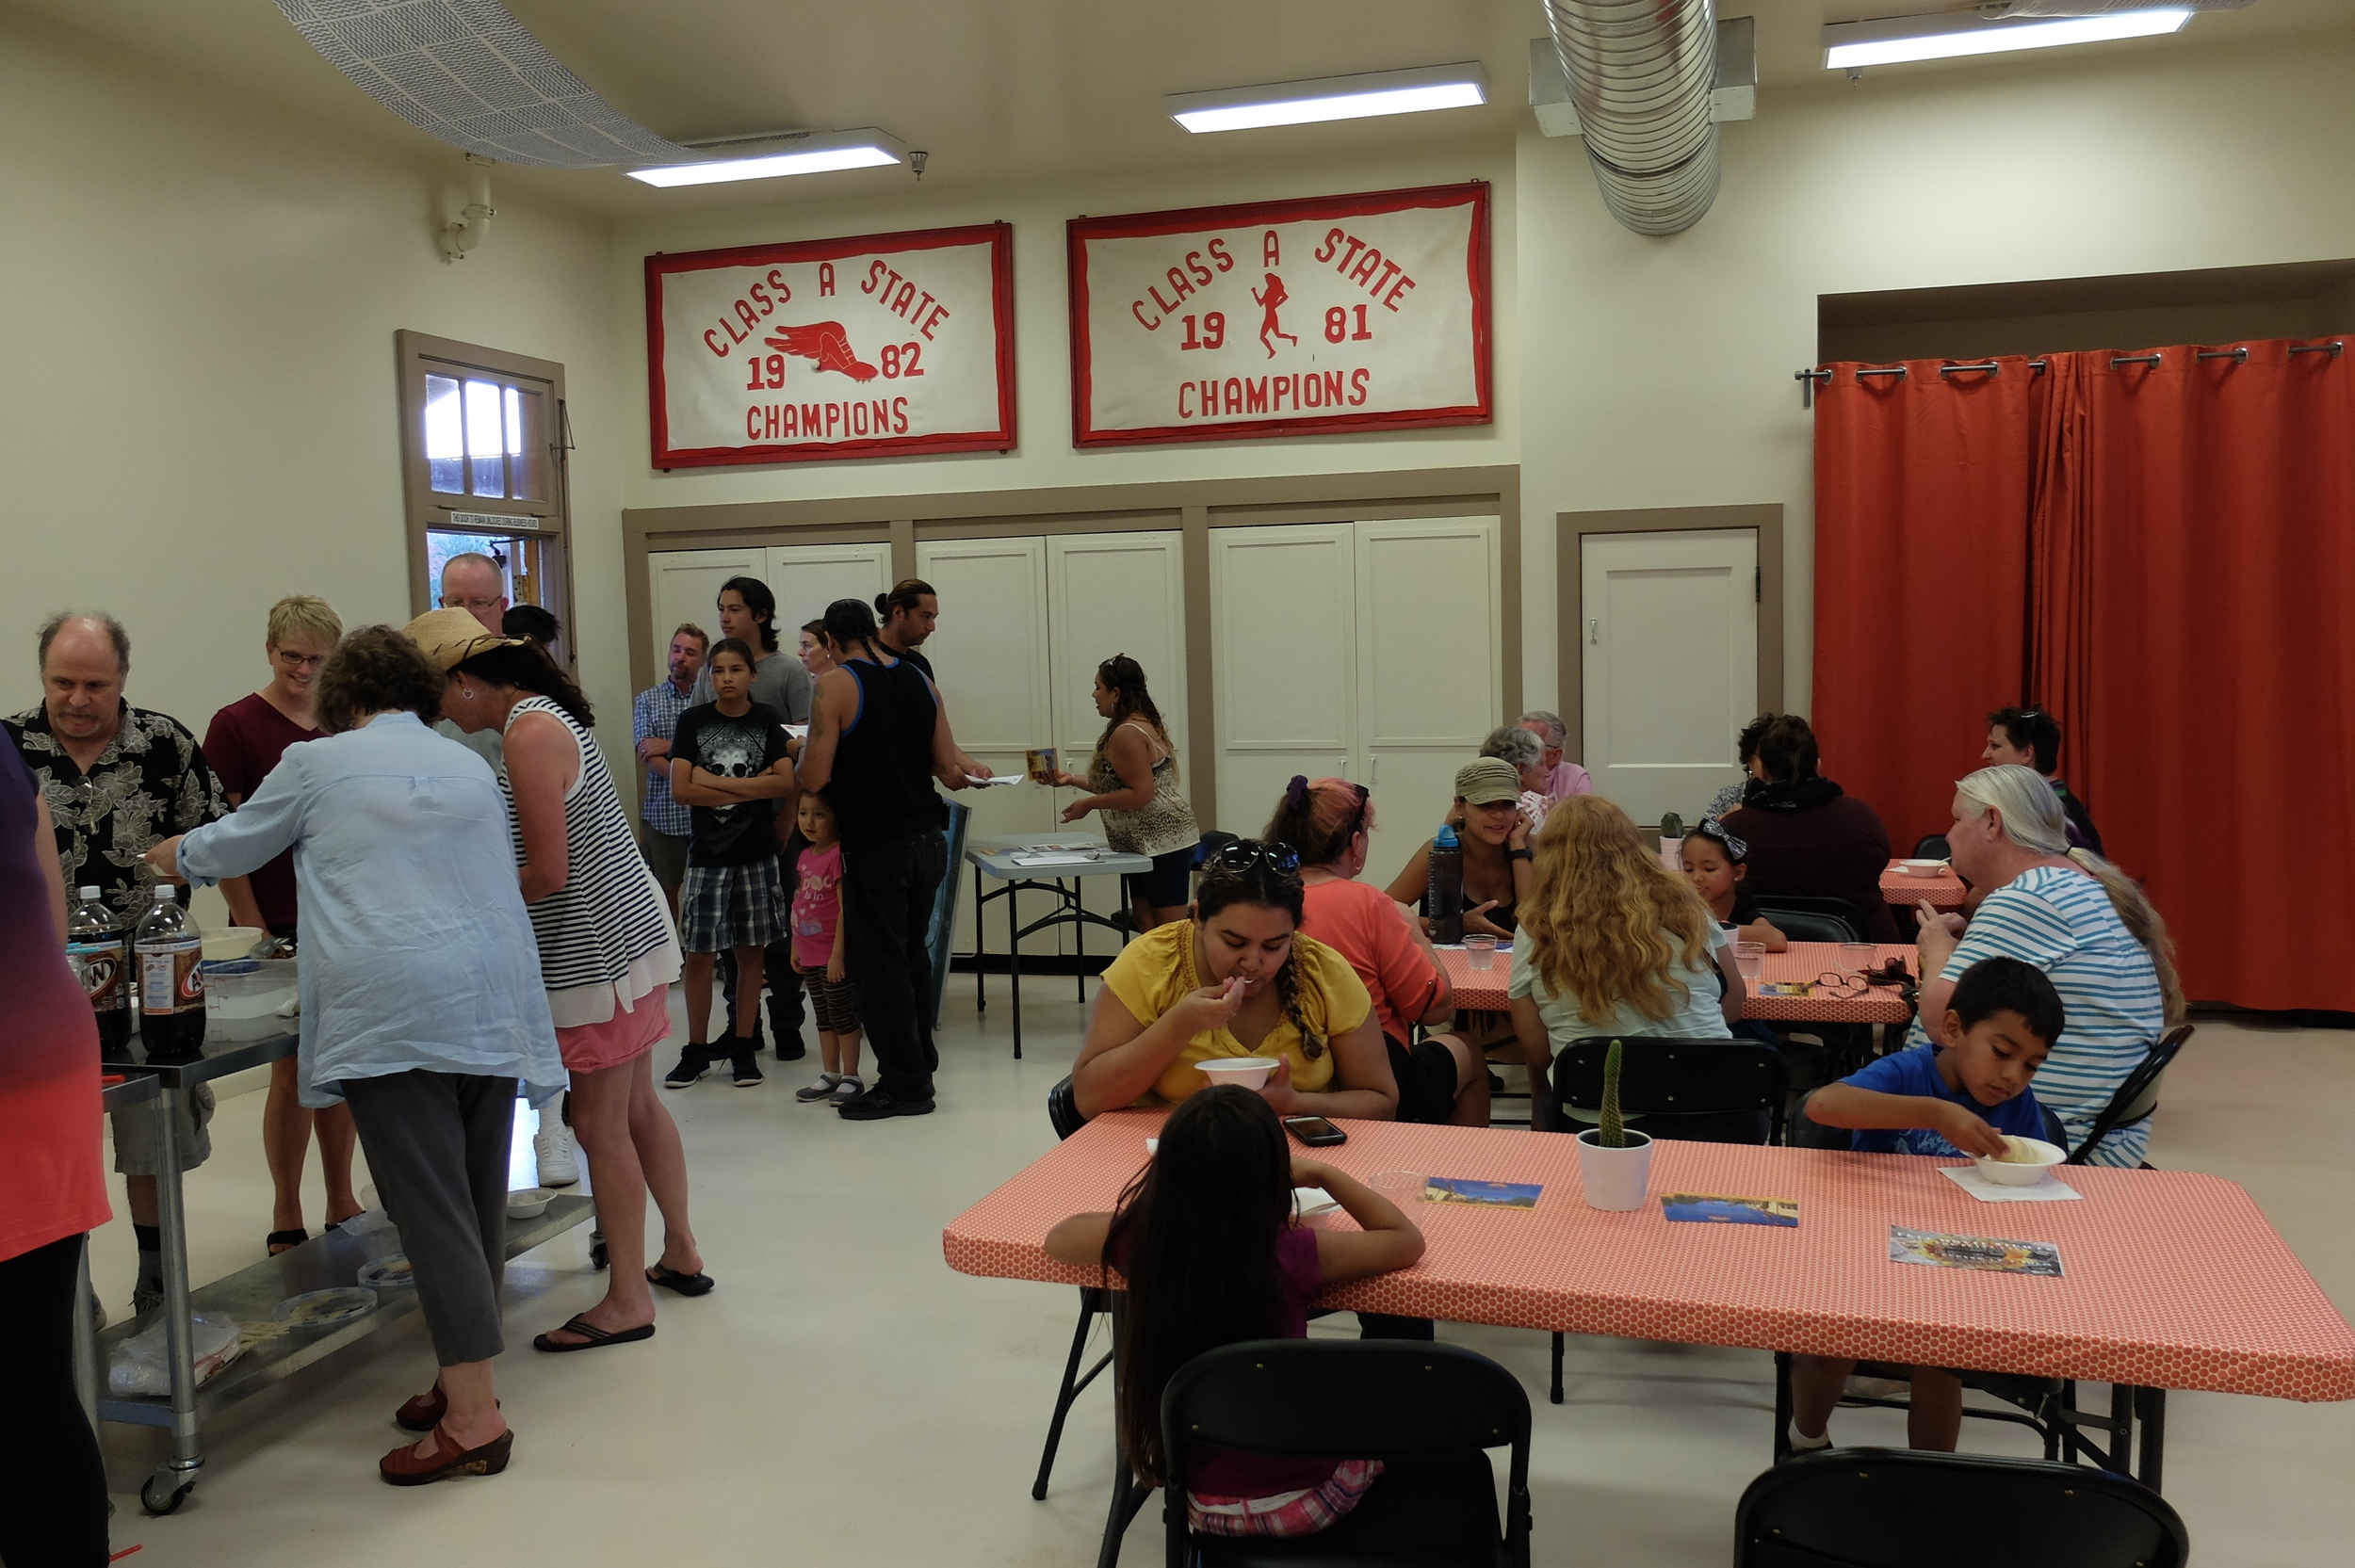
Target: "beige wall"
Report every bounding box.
[0,10,626,752]
[1516,30,2355,725]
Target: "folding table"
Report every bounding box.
[964,833,1152,1059]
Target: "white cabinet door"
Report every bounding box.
[1356,517,1501,877]
[1046,531,1187,784]
[1210,524,1356,839]
[647,548,760,671]
[764,542,891,651]
[1581,528,1758,828]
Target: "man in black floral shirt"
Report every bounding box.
[7,613,226,1316]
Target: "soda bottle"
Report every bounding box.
[1427,822,1464,945]
[135,884,206,1064]
[67,885,133,1062]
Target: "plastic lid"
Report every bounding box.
[152,884,177,902]
[76,885,101,899]
[1435,824,1459,847]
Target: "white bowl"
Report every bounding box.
[1197,1056,1280,1091]
[202,927,266,961]
[1897,859,1950,878]
[505,1188,555,1220]
[1974,1137,2066,1186]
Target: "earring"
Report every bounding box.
[460,686,476,701]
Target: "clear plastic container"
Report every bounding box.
[203,957,298,1019]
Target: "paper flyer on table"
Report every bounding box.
[1936,1166,2084,1204]
[1890,1225,2064,1276]
[1662,1192,1799,1227]
[1423,1177,1541,1209]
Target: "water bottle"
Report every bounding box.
[1427,823,1464,945]
[67,885,133,1062]
[135,884,206,1064]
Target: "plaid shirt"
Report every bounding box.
[6,702,227,926]
[632,678,696,837]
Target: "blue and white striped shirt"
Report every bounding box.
[632,678,695,837]
[1908,865,2166,1166]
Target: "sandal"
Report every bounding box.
[380,1421,513,1485]
[395,1387,446,1432]
[532,1314,656,1352]
[267,1229,308,1256]
[646,1263,715,1297]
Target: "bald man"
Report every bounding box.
[433,553,510,768]
[7,612,227,1317]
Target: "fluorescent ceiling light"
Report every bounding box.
[1824,8,2191,70]
[1168,63,1487,134]
[628,129,905,187]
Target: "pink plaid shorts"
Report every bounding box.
[1186,1459,1384,1538]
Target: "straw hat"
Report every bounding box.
[1454,757,1522,805]
[402,607,525,672]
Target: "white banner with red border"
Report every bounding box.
[1067,185,1489,446]
[645,223,1015,467]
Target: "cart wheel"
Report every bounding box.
[590,1239,608,1270]
[141,1469,193,1515]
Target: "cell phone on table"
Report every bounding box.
[1283,1115,1346,1147]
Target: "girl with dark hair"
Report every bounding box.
[1981,704,2103,856]
[1044,1086,1422,1537]
[1071,842,1399,1123]
[1679,819,1787,952]
[1717,712,1900,943]
[1050,655,1200,929]
[1267,777,1488,1127]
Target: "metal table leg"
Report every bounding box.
[974,865,988,1012]
[1007,879,1023,1059]
[1069,877,1084,1003]
[143,1087,202,1514]
[1094,1293,1151,1568]
[2136,1387,2166,1492]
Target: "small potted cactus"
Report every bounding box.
[1576,1039,1654,1211]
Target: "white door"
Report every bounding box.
[1580,528,1758,828]
[647,547,760,671]
[1046,531,1187,785]
[916,539,1060,953]
[1356,518,1501,878]
[1210,524,1356,840]
[764,542,891,651]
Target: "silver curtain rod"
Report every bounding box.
[1793,341,2346,407]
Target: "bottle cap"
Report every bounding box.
[77,885,101,899]
[152,884,177,903]
[1435,824,1459,848]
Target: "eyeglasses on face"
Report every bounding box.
[1209,839,1301,876]
[272,649,328,669]
[447,596,504,612]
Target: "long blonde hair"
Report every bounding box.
[1519,796,1715,1025]
[1957,766,2185,1025]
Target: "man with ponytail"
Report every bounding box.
[1909,765,2179,1166]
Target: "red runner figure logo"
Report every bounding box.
[1251,272,1298,360]
[763,322,880,382]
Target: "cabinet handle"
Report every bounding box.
[1588,618,1600,646]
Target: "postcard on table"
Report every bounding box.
[1889,1224,2064,1276]
[1662,1192,1799,1227]
[1424,1177,1541,1209]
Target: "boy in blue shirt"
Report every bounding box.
[1789,955,2065,1454]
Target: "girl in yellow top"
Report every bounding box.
[1073,841,1399,1122]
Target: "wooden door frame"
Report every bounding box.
[625,465,1519,831]
[1557,503,1783,766]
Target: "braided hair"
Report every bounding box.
[1194,847,1324,1060]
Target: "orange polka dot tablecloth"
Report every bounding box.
[1434,942,1917,1026]
[1884,859,1969,911]
[943,1111,2355,1402]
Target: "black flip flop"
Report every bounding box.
[646,1264,715,1298]
[267,1229,307,1256]
[533,1314,656,1353]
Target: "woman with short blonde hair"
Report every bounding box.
[266,593,344,652]
[1507,796,1743,1130]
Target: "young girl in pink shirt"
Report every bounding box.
[789,792,864,1105]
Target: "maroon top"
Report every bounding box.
[202,693,318,932]
[1722,792,1900,943]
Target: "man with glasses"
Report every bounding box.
[203,595,360,1254]
[7,612,227,1317]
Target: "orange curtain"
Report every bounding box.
[2028,342,2355,1010]
[1811,359,2036,853]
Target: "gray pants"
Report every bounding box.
[340,1071,516,1367]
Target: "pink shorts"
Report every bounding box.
[554,984,672,1075]
[1188,1459,1383,1538]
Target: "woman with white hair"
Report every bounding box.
[1479,725,1552,833]
[1909,765,2181,1166]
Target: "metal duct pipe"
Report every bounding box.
[1542,0,1721,236]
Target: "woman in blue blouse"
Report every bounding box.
[148,625,561,1487]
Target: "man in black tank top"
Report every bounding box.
[798,610,983,1120]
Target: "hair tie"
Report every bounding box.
[1285,775,1309,809]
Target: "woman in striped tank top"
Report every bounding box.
[418,610,706,1353]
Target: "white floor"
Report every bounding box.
[86,984,2355,1567]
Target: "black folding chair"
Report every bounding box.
[1911,833,1951,860]
[1034,1075,1115,1500]
[1735,1447,2186,1568]
[2066,1024,2192,1167]
[1161,1339,1532,1568]
[1749,893,1875,940]
[1547,1038,1784,1403]
[1750,907,1860,945]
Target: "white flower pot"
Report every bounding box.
[1576,1127,1654,1212]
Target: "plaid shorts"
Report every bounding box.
[680,856,786,953]
[1188,1459,1383,1538]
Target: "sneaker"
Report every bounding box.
[533,1120,579,1187]
[132,1282,164,1319]
[664,1048,710,1089]
[828,1075,865,1105]
[795,1074,842,1103]
[730,1052,765,1088]
[836,1084,934,1121]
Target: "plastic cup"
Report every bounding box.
[1733,941,1765,981]
[1463,933,1498,970]
[1839,941,1876,976]
[1371,1171,1426,1202]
